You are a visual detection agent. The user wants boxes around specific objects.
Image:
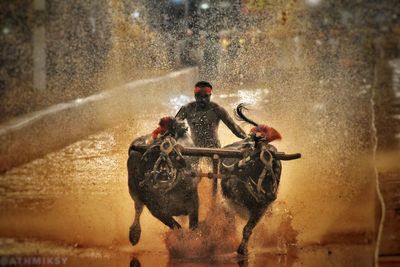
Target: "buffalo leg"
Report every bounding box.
[150,211,182,229]
[127,150,144,246]
[189,193,199,229]
[129,199,144,246]
[127,151,142,197]
[237,209,264,255]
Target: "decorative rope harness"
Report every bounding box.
[144,136,184,192]
[236,145,278,203]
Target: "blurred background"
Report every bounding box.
[0,0,399,266]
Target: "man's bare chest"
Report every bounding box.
[186,108,219,128]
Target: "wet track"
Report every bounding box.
[0,84,377,266]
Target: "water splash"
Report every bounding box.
[165,203,238,259]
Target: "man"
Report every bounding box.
[176,81,247,148]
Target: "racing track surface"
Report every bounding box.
[0,83,377,266]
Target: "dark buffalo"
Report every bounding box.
[221,104,301,255]
[127,118,199,246]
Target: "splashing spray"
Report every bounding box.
[165,199,238,259]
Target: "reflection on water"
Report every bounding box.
[0,238,373,267]
[130,244,373,267]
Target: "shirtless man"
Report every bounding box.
[176,81,247,148]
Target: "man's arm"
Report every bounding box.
[216,105,247,139]
[175,105,187,120]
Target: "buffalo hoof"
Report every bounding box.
[129,223,141,246]
[237,244,248,256]
[130,256,141,267]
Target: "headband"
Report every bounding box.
[194,86,212,95]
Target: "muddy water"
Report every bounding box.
[0,84,376,266]
[0,238,374,267]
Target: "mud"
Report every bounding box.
[0,238,374,267]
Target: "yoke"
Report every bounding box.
[131,144,301,196]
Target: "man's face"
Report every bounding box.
[195,93,211,109]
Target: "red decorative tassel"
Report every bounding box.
[152,116,174,139]
[267,127,282,142]
[250,124,282,142]
[159,116,173,129]
[152,127,163,140]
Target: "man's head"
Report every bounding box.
[194,81,212,109]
